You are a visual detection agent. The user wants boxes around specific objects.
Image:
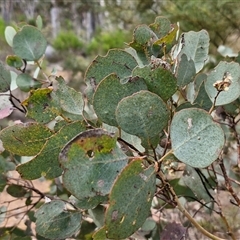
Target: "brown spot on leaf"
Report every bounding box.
[111,210,118,221]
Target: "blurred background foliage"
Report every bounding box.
[0,0,240,87]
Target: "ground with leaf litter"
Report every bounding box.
[0,171,51,234]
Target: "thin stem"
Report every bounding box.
[208,168,240,186]
[36,60,42,70]
[209,91,221,114]
[232,117,240,168]
[1,204,29,214]
[158,149,174,163]
[8,90,27,113]
[176,198,225,240]
[22,185,46,198]
[182,196,219,213]
[215,187,236,240]
[162,128,171,156]
[158,171,225,240]
[9,196,43,233]
[170,187,225,240]
[151,145,158,161]
[185,203,206,236]
[7,179,46,199]
[219,159,240,206]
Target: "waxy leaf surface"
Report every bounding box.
[22,88,61,123]
[205,61,240,106]
[132,66,177,101]
[5,26,16,47]
[129,24,156,64]
[13,25,47,61]
[176,54,196,87]
[0,122,52,156]
[171,108,224,168]
[59,129,128,204]
[105,159,155,239]
[85,49,138,102]
[116,90,170,147]
[17,121,85,180]
[93,73,147,126]
[177,30,209,73]
[55,76,84,115]
[35,200,81,239]
[6,55,23,69]
[193,74,212,110]
[16,73,41,92]
[149,16,171,39]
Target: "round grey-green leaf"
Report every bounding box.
[5,26,16,47]
[13,25,47,61]
[178,30,209,73]
[35,200,81,239]
[116,90,170,147]
[205,61,240,106]
[17,73,41,92]
[171,108,225,168]
[93,73,147,126]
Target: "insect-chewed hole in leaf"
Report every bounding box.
[43,103,49,109]
[97,145,104,152]
[86,149,94,158]
[128,76,140,82]
[213,71,232,91]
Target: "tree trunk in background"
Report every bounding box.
[98,0,110,31]
[17,0,39,20]
[71,1,81,36]
[82,11,94,41]
[1,0,13,23]
[50,0,61,38]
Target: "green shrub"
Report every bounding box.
[0,18,6,38]
[87,29,130,55]
[53,31,83,51]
